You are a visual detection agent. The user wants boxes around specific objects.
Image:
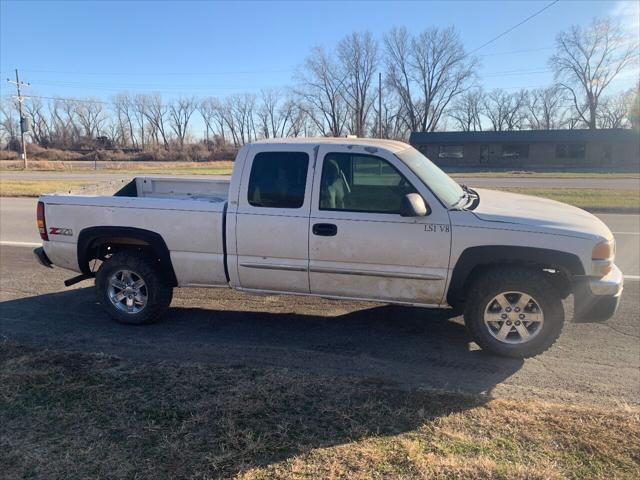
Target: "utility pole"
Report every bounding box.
[7,69,30,169]
[378,72,382,139]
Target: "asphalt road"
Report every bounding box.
[2,170,640,189]
[0,245,638,406]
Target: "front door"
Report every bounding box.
[308,145,451,305]
[234,145,314,294]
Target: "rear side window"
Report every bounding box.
[247,151,309,208]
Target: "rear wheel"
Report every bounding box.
[464,267,564,358]
[95,251,173,325]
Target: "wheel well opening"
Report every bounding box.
[79,231,178,287]
[449,260,573,308]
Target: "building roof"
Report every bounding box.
[252,137,411,153]
[410,128,639,145]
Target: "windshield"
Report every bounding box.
[395,146,465,208]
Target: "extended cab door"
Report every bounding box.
[233,145,314,293]
[308,145,451,305]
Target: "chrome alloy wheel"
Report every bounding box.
[483,291,544,344]
[107,269,148,314]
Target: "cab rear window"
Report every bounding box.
[247,152,309,209]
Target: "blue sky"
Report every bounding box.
[1,0,638,101]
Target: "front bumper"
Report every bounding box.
[573,264,623,323]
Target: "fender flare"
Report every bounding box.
[77,226,178,286]
[447,245,585,305]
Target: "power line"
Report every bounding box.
[477,46,555,57]
[24,66,555,92]
[17,68,295,76]
[469,0,560,55]
[4,94,111,104]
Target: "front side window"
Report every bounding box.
[247,151,309,208]
[319,153,416,214]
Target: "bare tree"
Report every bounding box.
[0,98,19,148]
[223,94,256,146]
[550,17,638,129]
[256,88,287,139]
[169,97,197,147]
[483,89,527,131]
[23,96,51,145]
[133,94,149,149]
[296,46,348,136]
[112,93,137,148]
[526,86,565,130]
[384,26,477,133]
[283,98,315,137]
[630,83,640,130]
[337,32,379,137]
[74,100,106,139]
[598,88,634,128]
[449,89,484,131]
[142,94,170,149]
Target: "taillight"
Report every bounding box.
[37,201,48,241]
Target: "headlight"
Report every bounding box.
[592,239,615,276]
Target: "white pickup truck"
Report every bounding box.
[34,138,623,358]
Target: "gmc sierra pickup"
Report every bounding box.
[34,138,623,358]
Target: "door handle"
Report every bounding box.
[312,223,338,236]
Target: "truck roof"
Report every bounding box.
[250,137,411,153]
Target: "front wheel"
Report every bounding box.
[464,267,564,358]
[95,251,173,325]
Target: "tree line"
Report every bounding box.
[1,17,637,153]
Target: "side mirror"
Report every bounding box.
[400,193,430,217]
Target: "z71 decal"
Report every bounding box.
[49,227,73,236]
[424,224,450,233]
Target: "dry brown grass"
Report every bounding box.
[0,159,234,174]
[0,180,96,196]
[1,343,638,479]
[496,187,640,212]
[0,144,236,163]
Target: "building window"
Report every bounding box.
[438,145,464,159]
[501,144,529,159]
[556,144,586,159]
[247,151,309,208]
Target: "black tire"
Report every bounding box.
[464,266,564,358]
[95,250,173,325]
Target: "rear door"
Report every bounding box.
[308,145,451,305]
[234,145,314,293]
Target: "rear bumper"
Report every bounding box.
[33,246,53,268]
[573,264,623,323]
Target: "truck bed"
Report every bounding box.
[40,176,230,287]
[116,176,230,202]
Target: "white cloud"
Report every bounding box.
[610,0,640,36]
